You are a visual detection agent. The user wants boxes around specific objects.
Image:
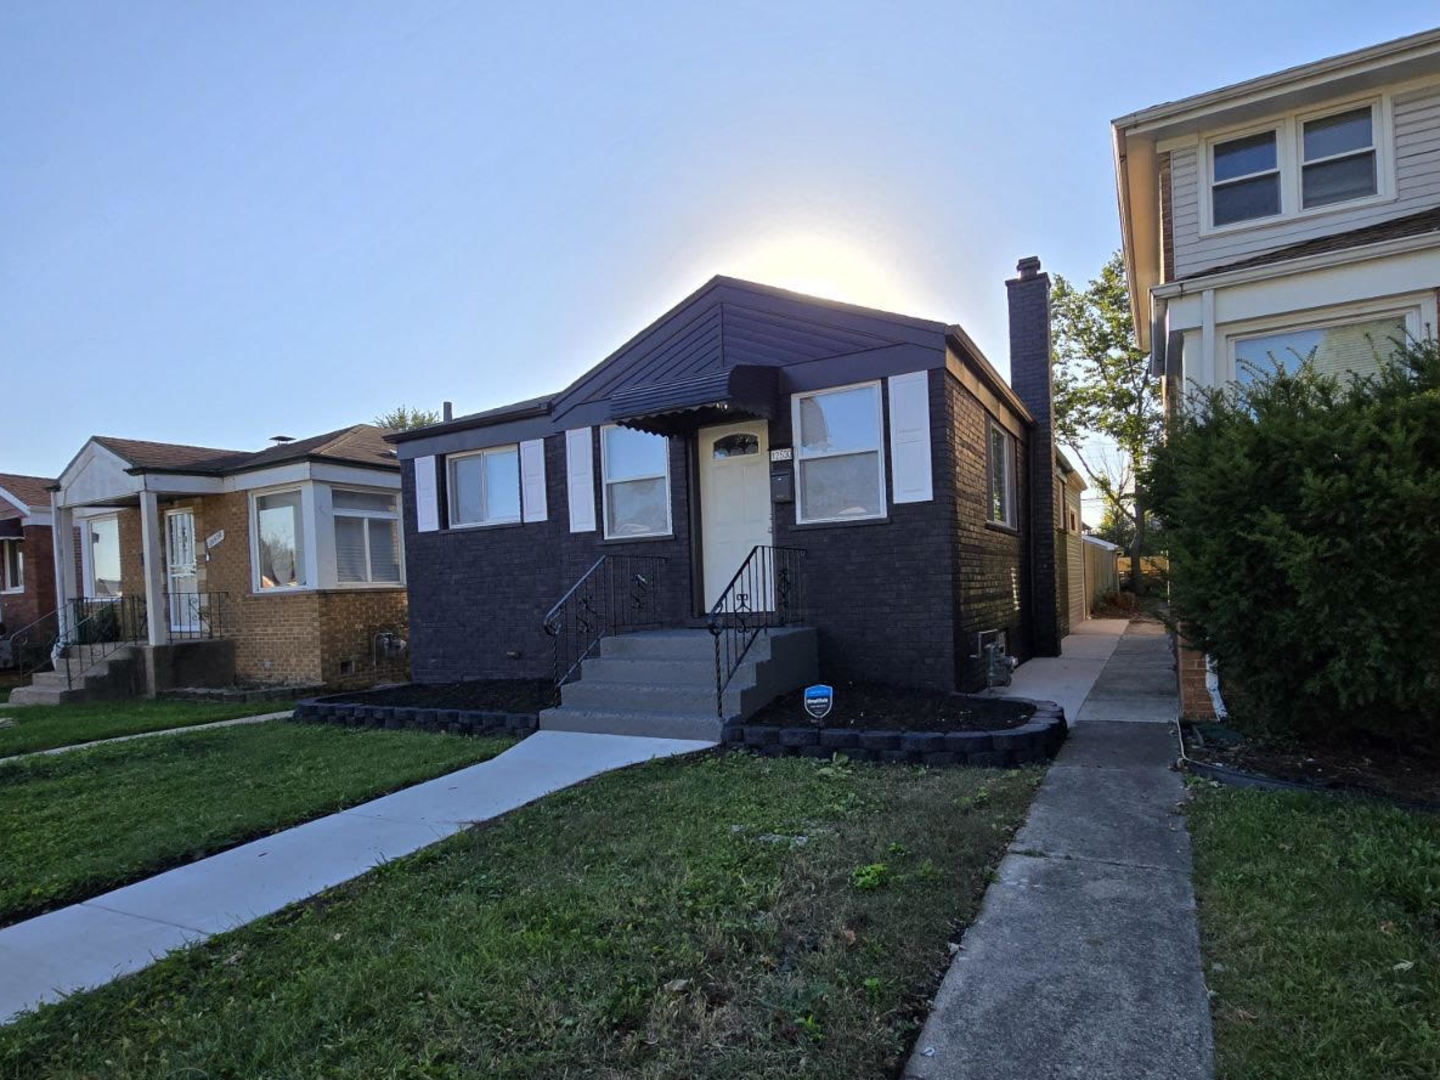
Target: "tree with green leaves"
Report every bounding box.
[374,405,441,431]
[1050,251,1164,591]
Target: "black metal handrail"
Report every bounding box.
[164,591,228,641]
[1,608,62,678]
[542,555,667,688]
[707,545,806,719]
[56,596,148,689]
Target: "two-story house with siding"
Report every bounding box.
[1113,27,1440,718]
[390,261,1083,741]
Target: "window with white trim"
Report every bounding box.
[793,382,886,524]
[447,446,521,528]
[332,489,401,584]
[254,490,306,590]
[87,515,122,597]
[987,422,1017,528]
[1231,307,1416,385]
[1,540,22,594]
[1211,129,1281,227]
[600,425,671,538]
[1302,105,1377,208]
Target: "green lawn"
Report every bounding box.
[0,722,514,927]
[0,754,1039,1079]
[1189,785,1440,1080]
[0,697,301,757]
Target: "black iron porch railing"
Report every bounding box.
[542,555,667,690]
[1,608,62,679]
[164,591,228,641]
[707,545,806,719]
[54,596,149,689]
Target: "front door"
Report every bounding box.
[165,509,201,634]
[698,420,773,610]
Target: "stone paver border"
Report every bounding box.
[295,697,539,738]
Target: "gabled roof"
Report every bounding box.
[0,473,55,513]
[85,425,399,478]
[391,275,964,445]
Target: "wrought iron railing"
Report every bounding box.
[707,545,806,719]
[1,608,62,678]
[55,596,148,689]
[164,591,228,641]
[542,555,667,689]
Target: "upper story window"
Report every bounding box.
[601,425,671,538]
[1,539,22,594]
[794,382,885,524]
[332,489,401,584]
[987,422,1017,529]
[254,490,306,590]
[87,515,122,597]
[448,446,521,528]
[1302,106,1376,208]
[1212,130,1281,226]
[1203,98,1389,233]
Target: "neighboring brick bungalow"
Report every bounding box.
[0,473,57,645]
[23,425,407,695]
[390,258,1075,704]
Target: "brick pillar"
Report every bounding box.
[1008,256,1062,656]
[1177,635,1217,721]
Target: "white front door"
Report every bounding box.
[165,509,201,633]
[699,420,773,611]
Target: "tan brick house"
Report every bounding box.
[14,425,407,699]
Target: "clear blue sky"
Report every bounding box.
[3,2,1435,480]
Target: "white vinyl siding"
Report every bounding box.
[792,381,886,524]
[565,427,596,533]
[519,439,547,523]
[413,455,439,533]
[886,372,933,504]
[447,446,521,528]
[1171,85,1440,278]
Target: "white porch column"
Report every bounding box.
[139,490,167,647]
[52,503,76,639]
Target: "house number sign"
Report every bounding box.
[205,530,225,549]
[769,447,793,462]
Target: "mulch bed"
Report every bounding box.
[324,680,553,714]
[1184,722,1440,806]
[745,681,1033,732]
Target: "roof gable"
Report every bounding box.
[0,473,56,514]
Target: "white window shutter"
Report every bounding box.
[565,427,596,533]
[887,372,933,504]
[413,455,439,532]
[520,438,548,523]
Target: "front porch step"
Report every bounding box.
[8,647,142,706]
[540,626,818,741]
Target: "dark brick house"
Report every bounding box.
[0,473,57,646]
[391,258,1071,725]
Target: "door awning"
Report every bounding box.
[608,365,780,436]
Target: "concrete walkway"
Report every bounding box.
[0,729,711,1023]
[0,711,291,766]
[907,621,1213,1080]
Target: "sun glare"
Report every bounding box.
[709,233,923,316]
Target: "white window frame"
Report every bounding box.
[330,487,404,587]
[446,445,522,529]
[249,486,310,594]
[791,380,888,526]
[599,424,673,540]
[1207,123,1283,231]
[0,539,22,594]
[986,421,1018,530]
[1222,297,1426,384]
[82,513,123,600]
[1199,94,1394,237]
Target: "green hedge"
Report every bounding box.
[1146,339,1440,744]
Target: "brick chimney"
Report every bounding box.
[1007,256,1062,657]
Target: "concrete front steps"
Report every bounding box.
[540,627,818,741]
[8,646,143,705]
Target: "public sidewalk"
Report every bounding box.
[0,729,712,1024]
[907,621,1213,1080]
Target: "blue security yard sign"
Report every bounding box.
[803,684,834,720]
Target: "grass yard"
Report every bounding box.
[0,697,304,757]
[0,753,1039,1079]
[1188,785,1440,1080]
[0,722,514,926]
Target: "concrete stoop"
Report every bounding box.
[8,646,144,705]
[540,627,818,741]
